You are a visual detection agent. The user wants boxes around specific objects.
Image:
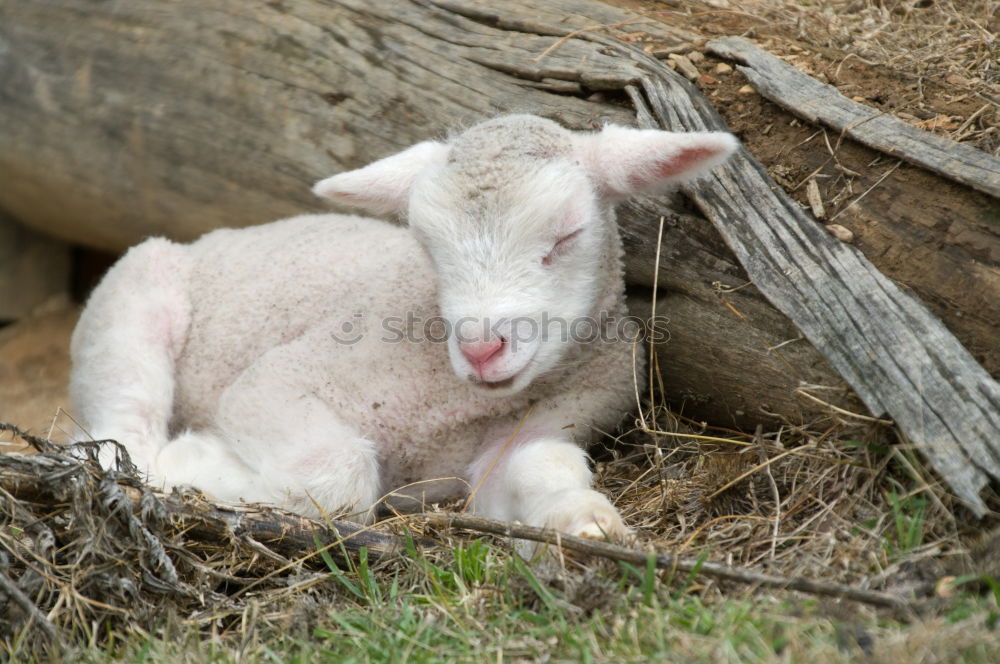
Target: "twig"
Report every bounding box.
[756,425,782,561]
[953,103,991,136]
[828,160,902,222]
[532,13,659,62]
[793,388,894,425]
[647,215,666,428]
[0,421,61,453]
[417,512,912,610]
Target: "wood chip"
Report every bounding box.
[651,44,694,58]
[713,62,733,75]
[915,114,959,131]
[826,224,854,243]
[835,164,862,178]
[738,84,757,95]
[806,179,826,220]
[668,53,700,80]
[698,74,718,85]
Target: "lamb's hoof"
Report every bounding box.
[575,517,630,542]
[518,488,631,560]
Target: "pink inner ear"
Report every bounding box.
[625,146,722,190]
[655,146,718,177]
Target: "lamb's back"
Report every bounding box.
[172,213,433,428]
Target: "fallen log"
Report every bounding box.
[704,36,1000,376]
[1,0,997,509]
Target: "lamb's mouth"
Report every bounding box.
[473,369,523,391]
[479,376,517,390]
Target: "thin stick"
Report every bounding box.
[704,448,799,500]
[416,512,911,610]
[828,160,902,221]
[757,425,782,561]
[647,215,666,429]
[794,388,894,425]
[632,338,648,431]
[532,13,661,62]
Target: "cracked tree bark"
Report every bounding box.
[1,0,997,511]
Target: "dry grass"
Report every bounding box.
[735,0,997,84]
[595,360,994,596]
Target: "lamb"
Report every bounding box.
[69,114,737,542]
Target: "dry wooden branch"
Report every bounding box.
[417,512,912,610]
[706,36,1000,199]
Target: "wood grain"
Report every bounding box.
[632,62,1000,515]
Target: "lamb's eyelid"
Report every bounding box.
[553,227,583,248]
[542,228,584,266]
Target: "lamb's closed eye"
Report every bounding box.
[542,228,583,266]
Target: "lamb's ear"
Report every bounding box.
[575,125,738,199]
[313,140,451,217]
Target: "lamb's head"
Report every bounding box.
[314,115,737,395]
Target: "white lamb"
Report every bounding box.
[70,115,737,541]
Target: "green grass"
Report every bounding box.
[21,537,996,664]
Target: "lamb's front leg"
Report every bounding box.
[468,437,628,543]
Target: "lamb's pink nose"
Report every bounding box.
[460,339,504,367]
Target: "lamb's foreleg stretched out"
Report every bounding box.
[468,435,628,549]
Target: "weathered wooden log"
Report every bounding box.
[707,37,1000,199]
[630,51,1000,514]
[704,37,1000,376]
